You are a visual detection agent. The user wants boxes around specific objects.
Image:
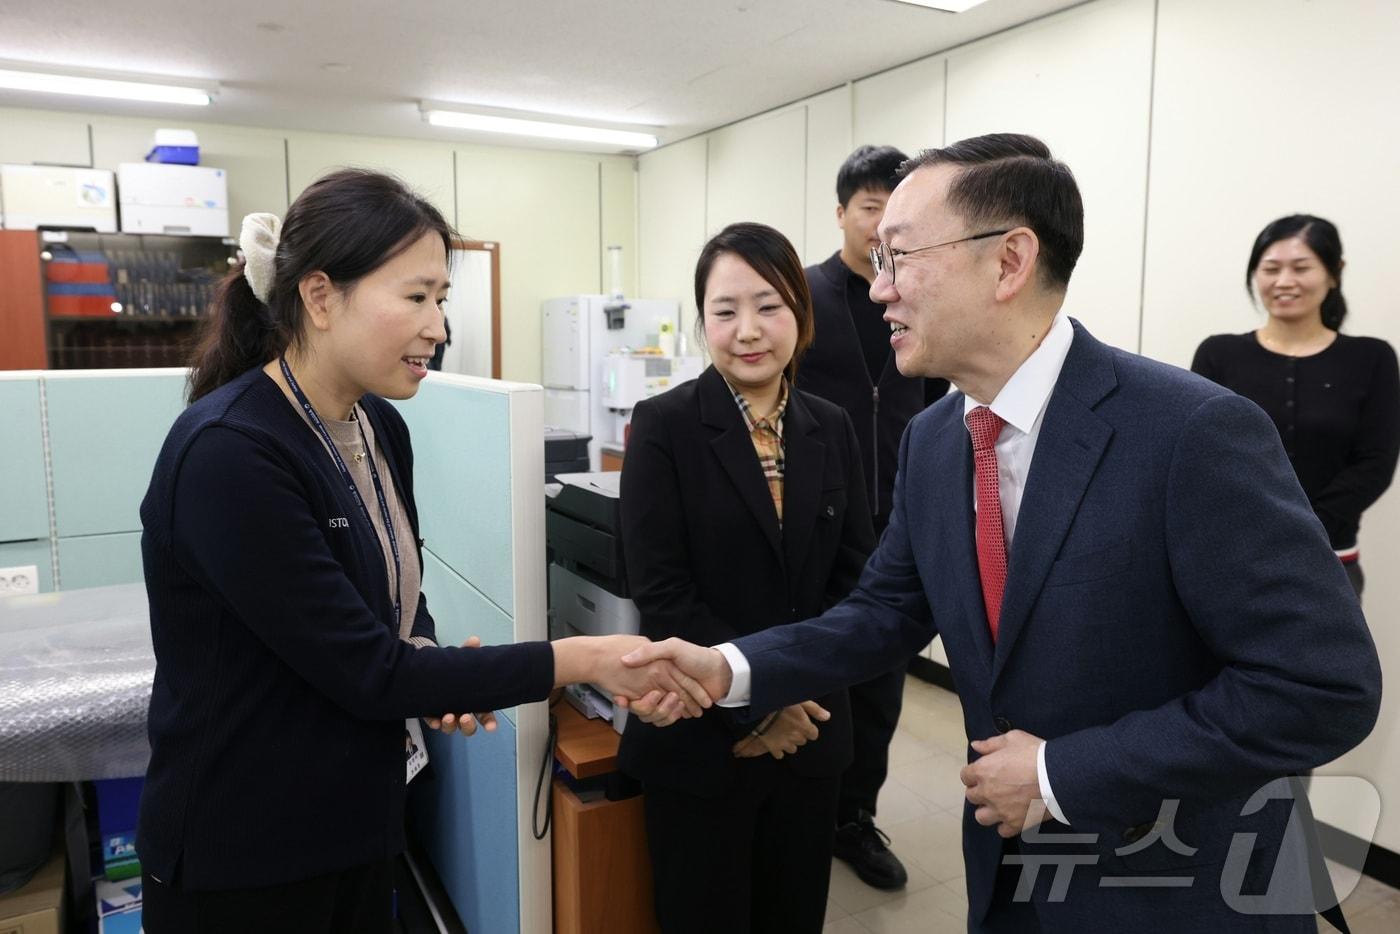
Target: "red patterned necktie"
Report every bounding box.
[967,406,1007,641]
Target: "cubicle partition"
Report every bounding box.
[0,368,186,592]
[394,373,549,934]
[0,367,550,933]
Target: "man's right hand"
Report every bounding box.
[618,638,733,726]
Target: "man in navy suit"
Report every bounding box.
[621,133,1381,932]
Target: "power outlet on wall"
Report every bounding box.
[0,565,40,596]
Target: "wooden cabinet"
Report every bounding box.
[551,703,658,934]
[0,230,47,369]
[0,230,233,370]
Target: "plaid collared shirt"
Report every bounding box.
[729,379,789,526]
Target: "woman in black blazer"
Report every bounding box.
[619,223,877,933]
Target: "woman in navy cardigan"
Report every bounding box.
[137,169,709,933]
[618,223,876,933]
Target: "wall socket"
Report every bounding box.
[0,565,40,596]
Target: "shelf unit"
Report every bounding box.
[37,230,234,370]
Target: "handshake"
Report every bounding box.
[556,635,830,758]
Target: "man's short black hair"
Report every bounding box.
[837,144,909,207]
[899,133,1084,290]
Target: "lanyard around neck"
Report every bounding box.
[279,357,402,628]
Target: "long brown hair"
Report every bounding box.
[693,222,814,383]
[187,169,456,402]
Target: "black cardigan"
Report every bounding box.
[798,252,948,534]
[137,366,554,889]
[1192,332,1400,550]
[616,366,876,796]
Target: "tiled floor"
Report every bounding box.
[822,676,1400,934]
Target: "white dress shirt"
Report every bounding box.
[716,313,1075,824]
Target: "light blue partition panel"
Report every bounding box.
[421,550,518,725]
[44,371,186,538]
[394,374,548,934]
[0,539,54,593]
[395,380,515,616]
[409,676,523,934]
[57,532,143,589]
[0,376,49,542]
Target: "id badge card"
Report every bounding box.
[405,717,429,783]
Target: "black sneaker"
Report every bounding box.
[834,810,908,890]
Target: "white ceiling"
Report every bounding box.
[0,0,1083,151]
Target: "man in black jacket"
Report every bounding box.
[796,144,949,890]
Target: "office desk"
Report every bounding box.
[551,702,657,934]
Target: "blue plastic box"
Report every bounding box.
[145,145,199,165]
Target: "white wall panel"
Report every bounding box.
[945,0,1155,354]
[853,55,946,160]
[804,86,854,266]
[1146,0,1400,852]
[706,107,808,255]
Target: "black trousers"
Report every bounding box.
[643,761,840,934]
[141,858,393,934]
[837,661,907,824]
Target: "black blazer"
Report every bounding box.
[617,366,876,796]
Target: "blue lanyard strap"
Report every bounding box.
[279,357,402,628]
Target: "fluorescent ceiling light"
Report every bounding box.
[422,105,657,149]
[887,0,991,11]
[0,63,214,106]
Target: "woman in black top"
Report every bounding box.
[618,224,875,933]
[1192,215,1400,596]
[137,169,709,933]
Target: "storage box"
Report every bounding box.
[117,162,228,237]
[95,877,142,934]
[0,165,118,232]
[94,777,142,881]
[0,848,64,934]
[145,128,200,165]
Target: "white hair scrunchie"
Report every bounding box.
[239,212,282,304]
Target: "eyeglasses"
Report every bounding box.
[869,230,1012,287]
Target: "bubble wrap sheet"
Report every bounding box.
[0,583,154,782]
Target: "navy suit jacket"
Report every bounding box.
[733,321,1381,932]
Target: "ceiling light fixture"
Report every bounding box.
[0,61,216,106]
[886,0,992,11]
[420,102,658,150]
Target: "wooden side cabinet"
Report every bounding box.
[551,703,658,934]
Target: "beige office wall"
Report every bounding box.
[638,136,708,339]
[286,131,456,222]
[945,0,1155,352]
[600,158,639,299]
[803,86,854,266]
[1144,0,1400,852]
[455,147,629,384]
[852,55,947,161]
[0,107,92,166]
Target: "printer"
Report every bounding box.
[545,471,640,734]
